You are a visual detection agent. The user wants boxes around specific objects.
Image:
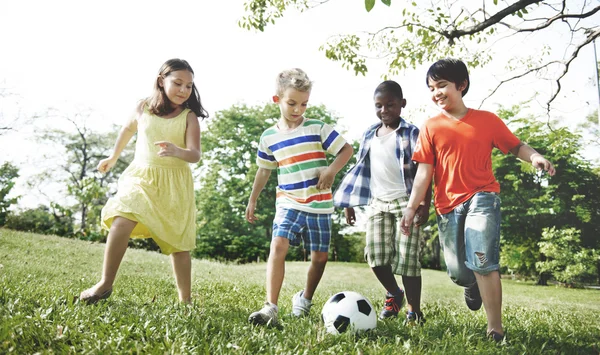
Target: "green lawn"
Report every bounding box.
[1,229,599,354]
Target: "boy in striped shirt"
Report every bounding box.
[246,68,353,326]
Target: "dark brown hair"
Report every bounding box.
[145,58,209,119]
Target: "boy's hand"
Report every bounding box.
[400,207,416,235]
[414,205,429,226]
[97,157,117,174]
[154,141,180,158]
[344,207,356,225]
[316,167,335,190]
[531,154,556,176]
[245,201,258,224]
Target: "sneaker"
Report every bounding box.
[487,329,505,342]
[379,290,405,319]
[464,282,482,311]
[291,290,312,317]
[403,310,426,326]
[248,302,278,326]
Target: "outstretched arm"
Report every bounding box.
[316,143,354,189]
[245,167,272,223]
[97,104,141,173]
[509,142,556,176]
[400,163,434,235]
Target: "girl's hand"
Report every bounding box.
[154,141,179,158]
[97,157,117,173]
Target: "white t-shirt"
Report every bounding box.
[369,128,407,201]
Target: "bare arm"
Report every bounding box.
[245,167,273,223]
[316,143,354,189]
[155,111,201,163]
[509,142,556,176]
[400,163,434,234]
[97,104,140,173]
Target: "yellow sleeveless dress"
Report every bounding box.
[101,107,196,255]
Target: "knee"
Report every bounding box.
[311,252,328,267]
[270,237,289,256]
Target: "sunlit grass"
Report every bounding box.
[1,229,599,354]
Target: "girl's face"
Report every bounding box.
[160,70,194,107]
[274,87,310,125]
[427,77,466,113]
[374,91,405,127]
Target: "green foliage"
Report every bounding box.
[2,230,600,354]
[238,0,309,32]
[4,204,74,237]
[0,162,19,226]
[536,227,599,286]
[494,106,600,282]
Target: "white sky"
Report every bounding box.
[1,0,599,208]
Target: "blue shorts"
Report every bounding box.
[272,208,331,252]
[436,192,501,286]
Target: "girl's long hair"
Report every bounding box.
[145,58,209,119]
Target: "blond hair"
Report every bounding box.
[275,68,312,96]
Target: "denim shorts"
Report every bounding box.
[436,191,501,286]
[272,208,331,252]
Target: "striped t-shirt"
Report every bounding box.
[257,118,347,214]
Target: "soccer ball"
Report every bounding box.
[321,291,377,334]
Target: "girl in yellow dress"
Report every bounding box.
[80,59,208,304]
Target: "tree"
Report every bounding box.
[240,0,600,110]
[195,102,356,262]
[0,162,19,226]
[493,105,600,284]
[33,110,133,237]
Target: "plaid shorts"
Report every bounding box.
[365,196,422,277]
[272,208,331,252]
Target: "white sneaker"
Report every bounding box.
[248,302,278,326]
[292,290,312,317]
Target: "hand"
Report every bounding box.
[414,205,430,226]
[154,141,179,158]
[316,167,335,190]
[344,207,356,225]
[531,154,556,176]
[245,201,257,224]
[97,157,117,174]
[400,206,417,235]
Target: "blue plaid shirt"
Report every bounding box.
[333,118,420,208]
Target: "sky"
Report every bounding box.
[1,0,599,208]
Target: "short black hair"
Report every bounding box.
[374,80,403,100]
[426,58,470,97]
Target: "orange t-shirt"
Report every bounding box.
[412,109,521,214]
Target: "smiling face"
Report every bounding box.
[274,87,310,128]
[374,91,405,128]
[427,77,467,115]
[160,70,194,107]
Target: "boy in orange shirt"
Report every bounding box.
[401,58,555,341]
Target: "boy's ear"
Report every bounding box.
[457,80,468,92]
[272,95,280,103]
[401,98,407,108]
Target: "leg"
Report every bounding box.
[171,251,192,303]
[303,250,328,299]
[371,265,400,295]
[475,271,503,334]
[266,236,289,305]
[402,275,422,313]
[437,207,476,287]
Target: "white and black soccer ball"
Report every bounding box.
[321,291,377,334]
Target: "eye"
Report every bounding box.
[301,103,307,107]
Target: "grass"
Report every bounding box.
[1,229,599,354]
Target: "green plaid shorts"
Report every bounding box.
[365,196,422,277]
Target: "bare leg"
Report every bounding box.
[171,251,192,303]
[372,265,401,294]
[82,217,136,295]
[474,271,503,335]
[402,276,422,313]
[303,251,328,300]
[266,237,289,305]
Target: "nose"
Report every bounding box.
[293,107,299,112]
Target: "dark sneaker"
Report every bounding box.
[379,290,405,319]
[403,310,426,326]
[487,329,505,342]
[464,282,482,311]
[248,302,278,326]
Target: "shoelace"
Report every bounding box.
[384,297,400,311]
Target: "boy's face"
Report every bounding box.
[427,77,467,113]
[374,91,405,127]
[273,87,310,124]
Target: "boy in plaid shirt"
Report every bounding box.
[333,81,431,324]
